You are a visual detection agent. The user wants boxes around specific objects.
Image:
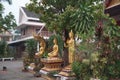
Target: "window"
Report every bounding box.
[2,36,9,41]
[36,29,40,33]
[21,28,26,35]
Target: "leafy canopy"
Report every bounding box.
[26,0,102,37]
[0,0,17,32]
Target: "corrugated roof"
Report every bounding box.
[21,7,39,18]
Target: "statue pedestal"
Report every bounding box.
[41,58,63,71]
[58,65,75,80]
[40,58,63,80]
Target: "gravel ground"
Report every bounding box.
[0,60,45,80]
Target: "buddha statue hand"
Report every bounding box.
[48,51,58,58]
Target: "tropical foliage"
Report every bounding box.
[25,39,37,59]
[26,0,102,37]
[0,40,16,57]
[72,10,120,80]
[26,0,120,79]
[72,61,91,80]
[0,40,7,57]
[26,0,104,66]
[0,0,17,32]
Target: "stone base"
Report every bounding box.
[40,69,56,80]
[58,65,75,80]
[59,75,75,80]
[40,58,63,80]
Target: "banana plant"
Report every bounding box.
[71,0,103,40]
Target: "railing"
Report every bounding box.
[0,57,14,61]
[40,31,52,37]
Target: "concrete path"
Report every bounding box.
[0,60,45,80]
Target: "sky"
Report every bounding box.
[3,0,30,25]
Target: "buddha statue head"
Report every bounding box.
[53,38,57,44]
[69,30,74,38]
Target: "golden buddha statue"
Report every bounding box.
[66,30,75,64]
[59,30,75,77]
[33,33,46,57]
[35,41,45,57]
[48,38,59,58]
[41,37,63,72]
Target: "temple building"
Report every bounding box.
[8,7,52,58]
[105,0,120,25]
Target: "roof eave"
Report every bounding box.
[16,21,45,30]
[105,3,120,16]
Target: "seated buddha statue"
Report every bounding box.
[35,41,45,57]
[33,33,46,57]
[48,38,59,58]
[40,38,63,72]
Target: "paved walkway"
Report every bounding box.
[0,60,45,80]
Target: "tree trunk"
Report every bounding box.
[63,29,69,66]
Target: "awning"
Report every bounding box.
[7,36,34,45]
[8,36,49,45]
[16,21,45,30]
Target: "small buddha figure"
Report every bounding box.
[33,33,46,57]
[48,38,59,58]
[35,41,45,57]
[66,30,75,64]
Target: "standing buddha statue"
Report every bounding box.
[66,30,75,64]
[58,30,75,77]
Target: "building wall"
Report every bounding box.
[20,26,52,39]
[20,26,35,38]
[0,36,11,41]
[0,31,12,42]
